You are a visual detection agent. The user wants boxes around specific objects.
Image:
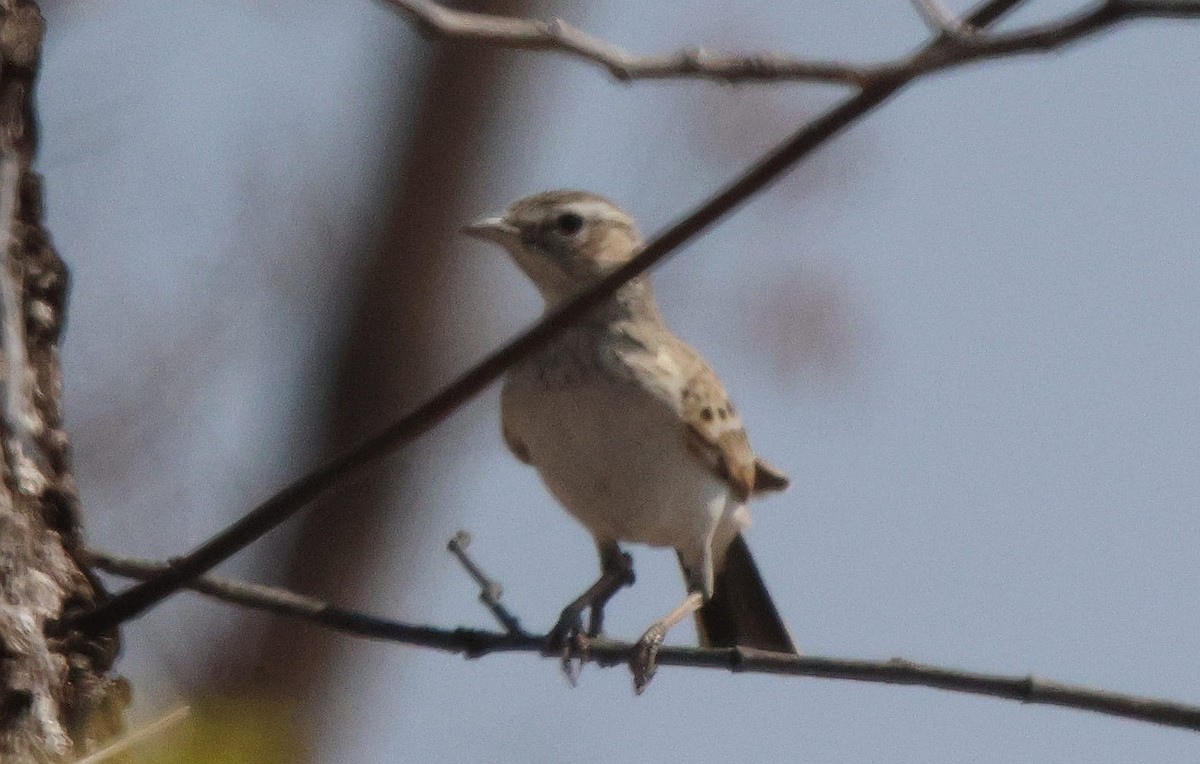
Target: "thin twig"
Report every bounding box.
[447,530,525,634]
[65,0,1200,634]
[382,0,872,86]
[380,0,1200,86]
[910,0,974,37]
[86,548,1200,733]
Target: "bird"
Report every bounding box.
[464,189,796,692]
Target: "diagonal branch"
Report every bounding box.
[86,548,1200,734]
[66,0,1200,634]
[1122,0,1200,14]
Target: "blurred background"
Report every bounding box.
[39,0,1200,761]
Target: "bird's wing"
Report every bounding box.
[502,420,532,464]
[670,344,789,501]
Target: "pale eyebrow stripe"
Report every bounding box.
[563,200,633,226]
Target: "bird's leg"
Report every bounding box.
[587,540,635,637]
[546,540,635,683]
[631,542,714,694]
[630,591,705,694]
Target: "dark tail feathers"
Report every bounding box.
[694,533,797,653]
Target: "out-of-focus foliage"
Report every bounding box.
[131,698,306,764]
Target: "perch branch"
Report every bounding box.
[86,548,1200,734]
[68,0,1200,634]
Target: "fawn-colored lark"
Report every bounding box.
[466,190,796,691]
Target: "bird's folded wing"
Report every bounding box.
[617,332,790,500]
[679,363,771,502]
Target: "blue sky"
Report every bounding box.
[40,1,1200,761]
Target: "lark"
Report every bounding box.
[465,190,796,691]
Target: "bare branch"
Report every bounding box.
[1118,0,1200,15]
[906,0,1200,76]
[65,0,1200,635]
[87,548,1200,734]
[910,0,974,37]
[447,531,525,634]
[383,0,1200,88]
[382,0,871,85]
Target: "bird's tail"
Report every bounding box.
[693,533,797,653]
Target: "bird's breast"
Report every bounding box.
[502,357,730,548]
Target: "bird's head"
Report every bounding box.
[464,190,643,305]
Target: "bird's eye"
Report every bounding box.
[555,212,585,236]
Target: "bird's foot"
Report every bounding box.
[586,605,606,638]
[630,623,668,695]
[546,605,590,686]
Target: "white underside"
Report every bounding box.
[503,375,750,590]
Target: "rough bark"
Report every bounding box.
[0,2,126,760]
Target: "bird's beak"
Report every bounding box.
[462,215,520,247]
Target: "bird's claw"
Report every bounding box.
[546,606,590,686]
[546,605,584,651]
[560,633,590,686]
[630,624,667,694]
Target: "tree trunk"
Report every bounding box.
[0,2,126,760]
